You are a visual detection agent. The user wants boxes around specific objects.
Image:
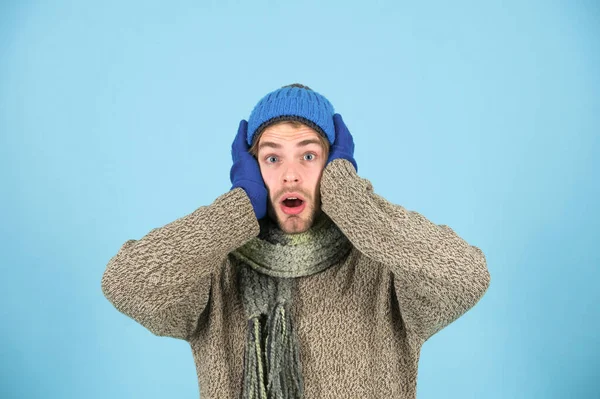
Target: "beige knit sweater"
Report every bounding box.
[101,158,491,398]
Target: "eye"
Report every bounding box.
[266,156,278,163]
[304,153,316,161]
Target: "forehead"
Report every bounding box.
[259,122,321,142]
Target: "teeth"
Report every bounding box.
[287,197,298,200]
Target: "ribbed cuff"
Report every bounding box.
[320,158,368,209]
[321,158,360,191]
[211,187,260,245]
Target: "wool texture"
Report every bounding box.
[101,159,492,398]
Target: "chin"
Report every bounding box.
[279,217,311,234]
[273,206,317,234]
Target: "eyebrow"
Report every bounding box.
[258,139,322,151]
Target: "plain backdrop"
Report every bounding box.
[1,1,598,398]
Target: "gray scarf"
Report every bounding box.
[230,212,352,399]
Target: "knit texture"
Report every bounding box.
[101,158,491,398]
[232,212,352,278]
[246,86,335,146]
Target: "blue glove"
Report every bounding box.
[229,119,268,220]
[327,113,358,172]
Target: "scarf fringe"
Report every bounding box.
[242,316,268,399]
[241,302,304,399]
[266,301,304,398]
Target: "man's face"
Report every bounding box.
[256,122,328,234]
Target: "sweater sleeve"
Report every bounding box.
[320,159,491,343]
[101,187,260,341]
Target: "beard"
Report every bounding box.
[266,190,322,234]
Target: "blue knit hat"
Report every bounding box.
[247,84,335,146]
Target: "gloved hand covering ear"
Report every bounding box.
[229,119,268,220]
[327,113,358,172]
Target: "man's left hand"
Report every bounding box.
[327,113,358,172]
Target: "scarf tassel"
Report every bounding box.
[242,315,268,399]
[241,302,304,399]
[265,301,304,398]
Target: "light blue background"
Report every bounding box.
[1,1,598,398]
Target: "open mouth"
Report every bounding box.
[282,198,304,208]
[280,195,306,215]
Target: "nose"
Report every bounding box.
[282,164,301,185]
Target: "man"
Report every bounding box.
[101,83,491,398]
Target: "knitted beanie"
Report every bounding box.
[247,84,336,147]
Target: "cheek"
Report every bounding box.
[260,170,277,193]
[308,171,324,194]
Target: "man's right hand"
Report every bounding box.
[229,119,268,220]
